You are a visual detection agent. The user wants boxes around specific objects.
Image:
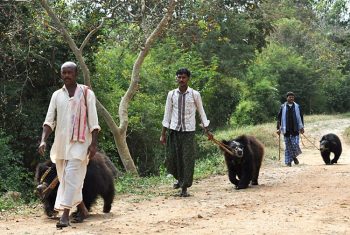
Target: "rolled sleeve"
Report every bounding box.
[86,90,101,132]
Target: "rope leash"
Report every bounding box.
[301,133,320,150]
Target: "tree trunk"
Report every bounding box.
[96,100,138,174]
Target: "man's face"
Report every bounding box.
[287,95,295,104]
[61,66,77,86]
[176,73,189,88]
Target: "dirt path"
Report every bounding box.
[1,118,350,235]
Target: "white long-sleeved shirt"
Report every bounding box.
[162,87,210,132]
[43,84,101,162]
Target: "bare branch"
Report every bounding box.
[80,18,106,52]
[119,0,177,131]
[39,0,80,56]
[141,0,146,17]
[47,24,60,34]
[80,3,120,52]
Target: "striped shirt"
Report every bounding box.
[162,87,210,132]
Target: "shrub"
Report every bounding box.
[0,131,34,200]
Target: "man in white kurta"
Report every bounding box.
[38,62,100,228]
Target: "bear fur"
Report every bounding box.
[35,151,117,217]
[221,135,264,190]
[319,133,342,165]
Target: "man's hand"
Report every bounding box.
[38,125,52,157]
[87,144,97,160]
[38,141,46,156]
[160,134,166,145]
[300,128,304,134]
[276,130,281,135]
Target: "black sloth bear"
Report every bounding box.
[221,135,264,190]
[319,133,342,165]
[35,151,117,217]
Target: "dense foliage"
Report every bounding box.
[0,0,349,199]
[0,131,34,199]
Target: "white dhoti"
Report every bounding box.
[54,159,88,211]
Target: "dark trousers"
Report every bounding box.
[166,130,196,188]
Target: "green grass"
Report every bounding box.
[304,113,350,122]
[0,194,36,215]
[343,126,350,144]
[115,171,172,195]
[0,196,19,211]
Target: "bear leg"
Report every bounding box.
[44,201,56,217]
[236,159,252,189]
[236,183,249,190]
[43,194,57,217]
[102,185,115,213]
[82,188,98,212]
[331,152,341,164]
[321,152,331,165]
[236,172,251,190]
[228,170,239,186]
[251,165,261,185]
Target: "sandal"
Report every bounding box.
[56,219,70,228]
[71,214,87,223]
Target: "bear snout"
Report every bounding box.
[36,183,47,197]
[319,143,328,152]
[236,149,243,157]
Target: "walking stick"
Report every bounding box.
[278,132,281,161]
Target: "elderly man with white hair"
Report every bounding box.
[38,61,100,228]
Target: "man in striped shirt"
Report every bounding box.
[160,68,212,197]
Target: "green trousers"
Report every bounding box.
[166,130,196,188]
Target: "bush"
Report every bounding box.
[230,100,259,126]
[0,131,34,200]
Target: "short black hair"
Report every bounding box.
[286,91,295,97]
[176,68,191,77]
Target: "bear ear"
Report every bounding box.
[220,140,232,154]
